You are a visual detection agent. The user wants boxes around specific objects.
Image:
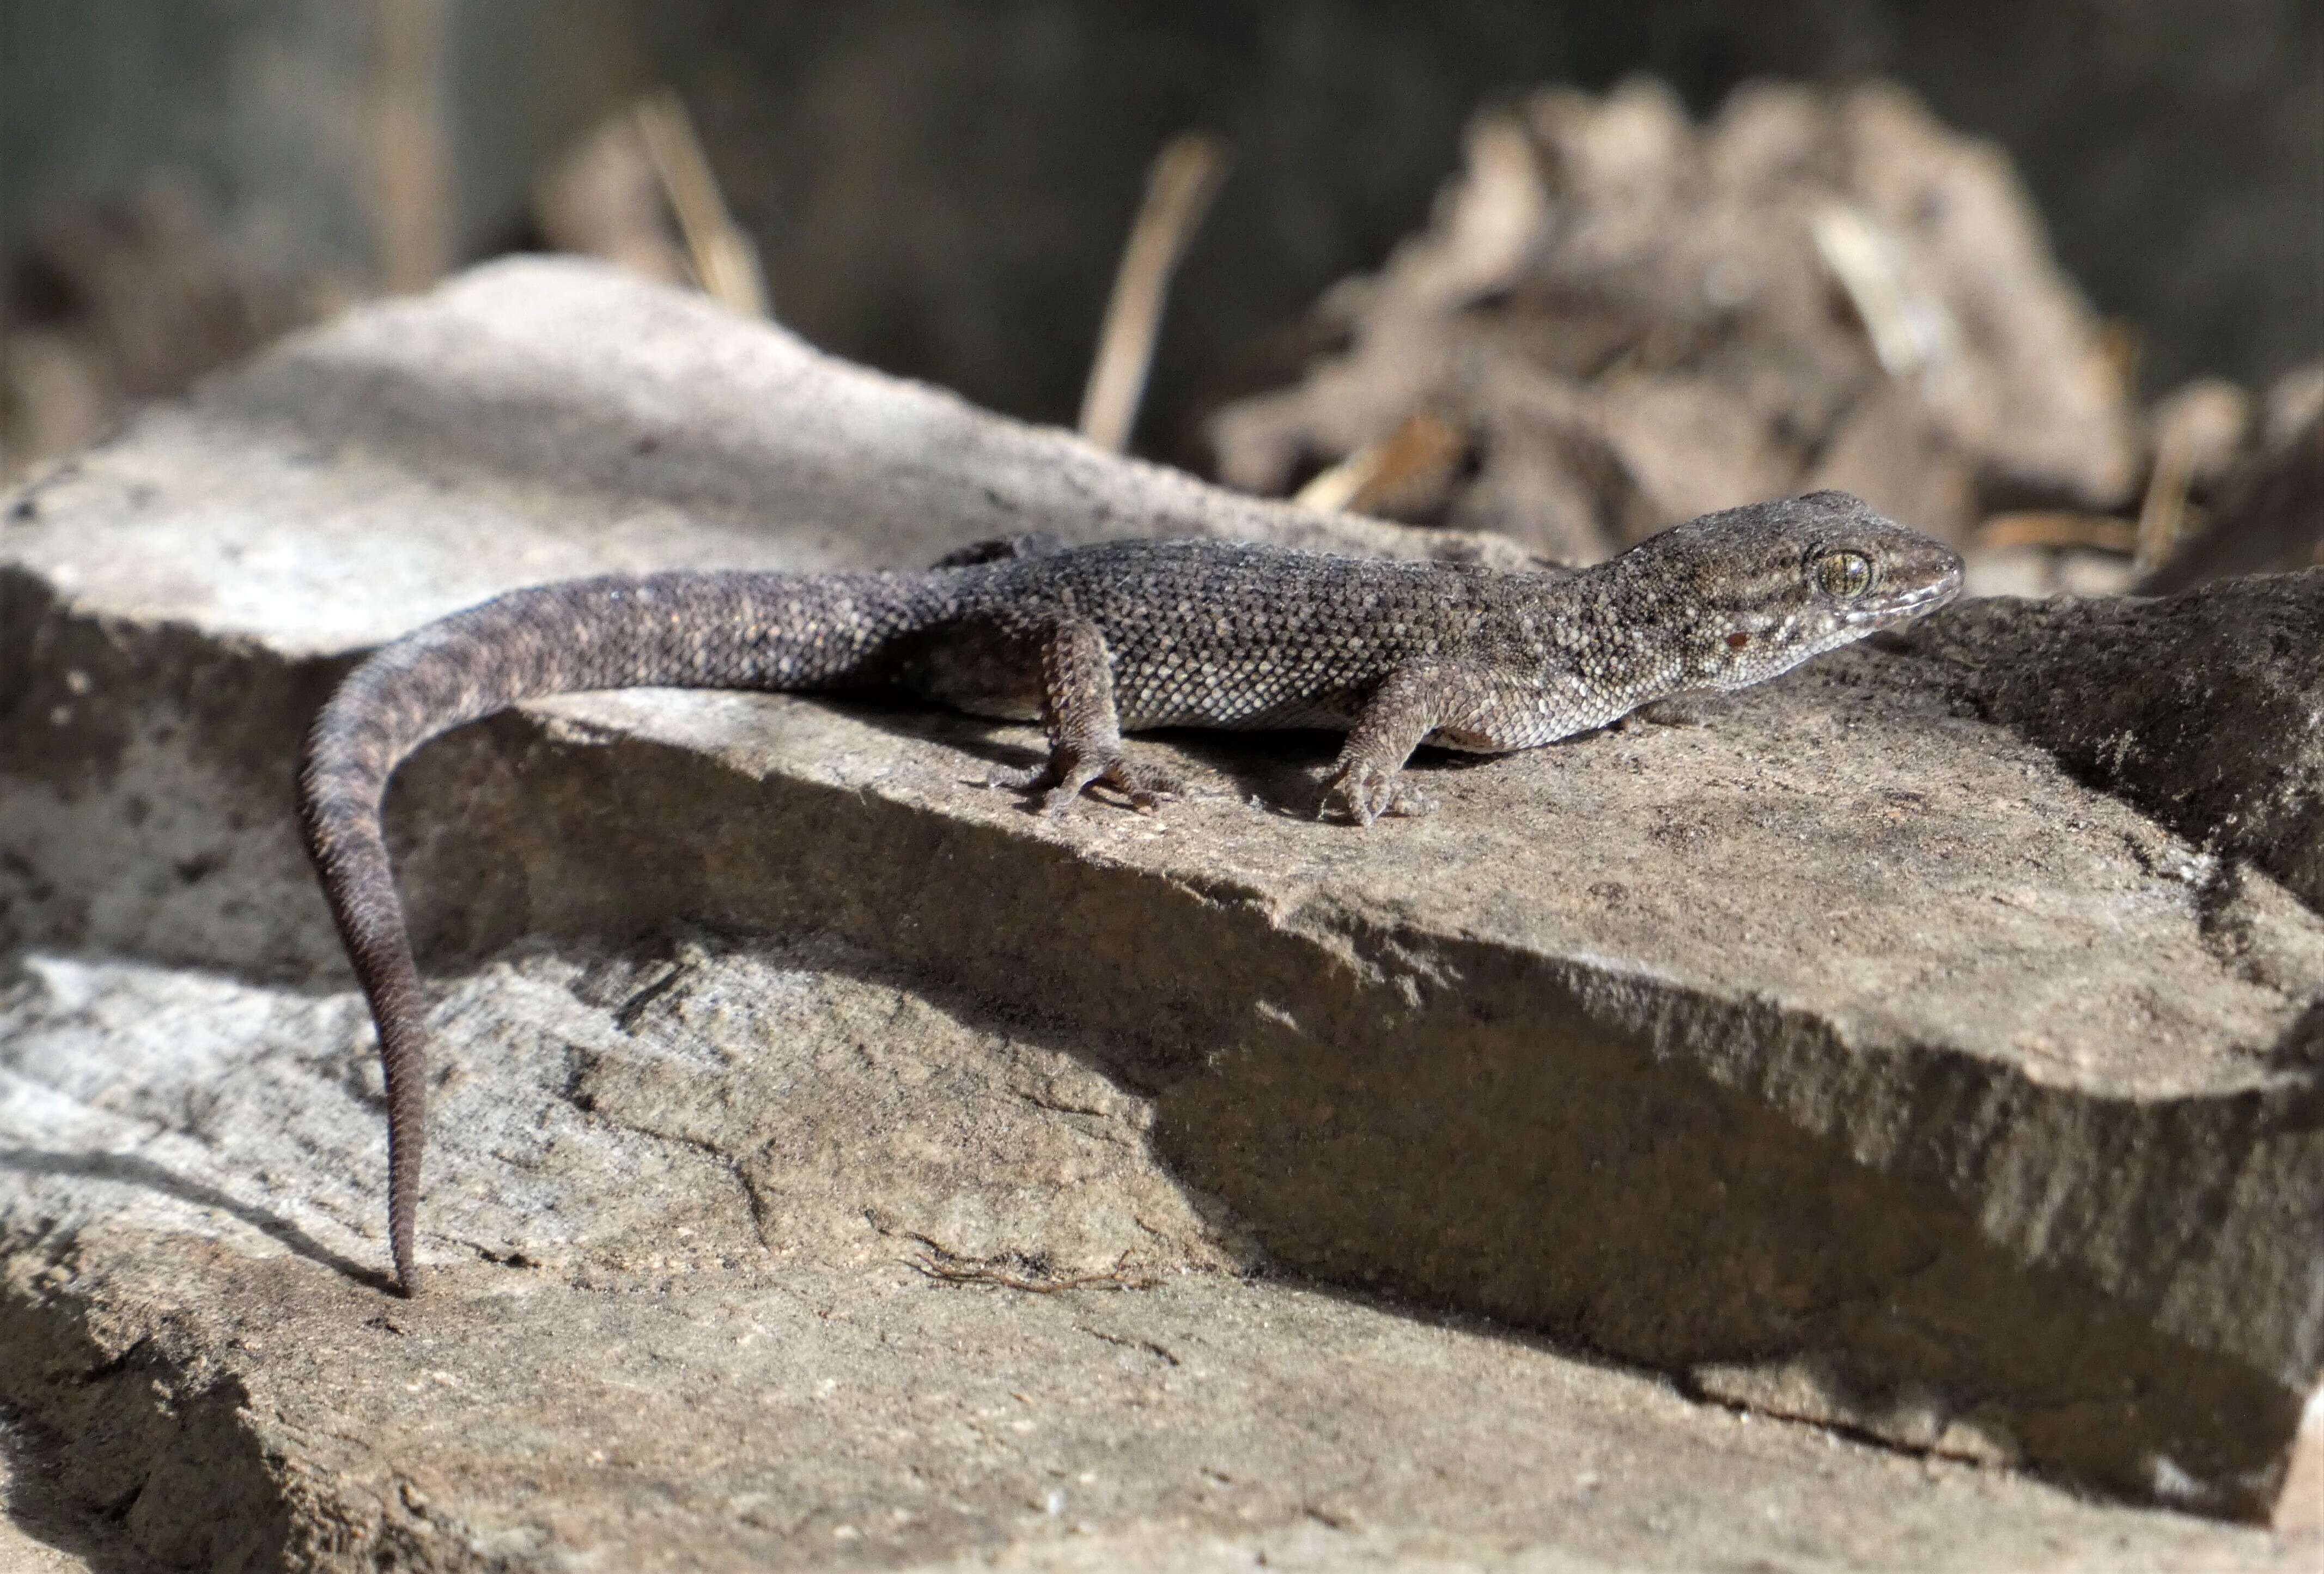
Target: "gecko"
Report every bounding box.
[299,488,1963,1294]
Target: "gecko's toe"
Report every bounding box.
[986,762,1054,793]
[1322,763,1398,825]
[1381,785,1435,818]
[1100,757,1184,813]
[1018,749,1184,816]
[1033,751,1110,814]
[1321,761,1434,825]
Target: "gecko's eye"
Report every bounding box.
[1814,550,1875,599]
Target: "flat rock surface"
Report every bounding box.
[0,942,2300,1573]
[1909,570,2324,912]
[3,259,2320,1566]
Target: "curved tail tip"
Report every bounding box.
[391,1238,425,1298]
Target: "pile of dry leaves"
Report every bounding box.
[1203,78,2319,589]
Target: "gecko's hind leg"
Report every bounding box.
[993,620,1185,814]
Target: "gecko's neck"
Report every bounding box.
[1504,554,1701,715]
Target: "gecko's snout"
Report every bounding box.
[1852,536,1964,628]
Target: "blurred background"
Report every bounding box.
[3,0,2318,584]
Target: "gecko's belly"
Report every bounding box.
[907,630,1375,734]
[1115,676,1366,733]
[922,689,1358,734]
[1124,700,1362,733]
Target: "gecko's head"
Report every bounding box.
[1623,490,1963,690]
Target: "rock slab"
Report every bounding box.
[2,259,2321,1565]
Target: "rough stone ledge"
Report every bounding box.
[0,932,2307,1571]
[1,1211,2298,1573]
[1906,573,2324,915]
[3,260,2322,1554]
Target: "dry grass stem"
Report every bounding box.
[1811,203,1956,379]
[635,90,768,319]
[1079,132,1232,451]
[2135,413,2205,574]
[1296,411,1469,515]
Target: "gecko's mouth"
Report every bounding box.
[1852,563,1963,626]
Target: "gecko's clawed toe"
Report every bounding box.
[1320,763,1433,826]
[1017,748,1183,816]
[1380,784,1435,818]
[1098,757,1184,811]
[986,762,1053,793]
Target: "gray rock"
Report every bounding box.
[1908,570,2324,914]
[0,945,2303,1573]
[2,259,2320,1564]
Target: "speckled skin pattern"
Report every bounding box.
[300,489,1962,1293]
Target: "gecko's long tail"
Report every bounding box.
[299,569,938,1295]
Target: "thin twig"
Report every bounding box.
[1079,132,1232,451]
[2133,420,2200,574]
[533,112,692,287]
[635,90,768,319]
[1295,411,1468,515]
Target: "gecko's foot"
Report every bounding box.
[1319,762,1435,826]
[996,749,1186,815]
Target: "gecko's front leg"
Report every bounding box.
[1320,663,1566,825]
[1319,665,1467,825]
